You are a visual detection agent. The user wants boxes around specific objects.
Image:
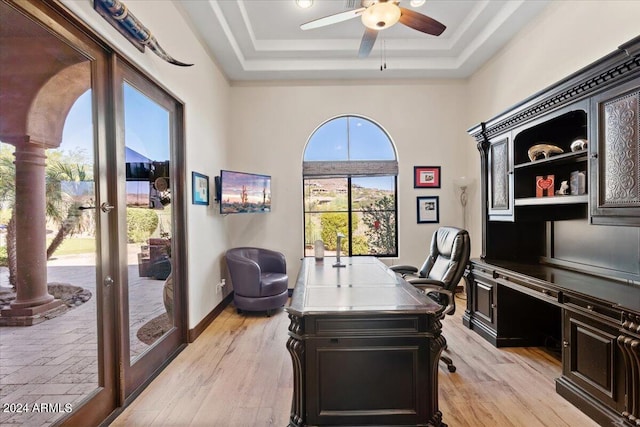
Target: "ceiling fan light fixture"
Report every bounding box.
[361,2,401,30]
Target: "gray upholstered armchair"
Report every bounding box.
[391,226,470,372]
[225,247,289,316]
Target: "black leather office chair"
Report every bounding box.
[391,226,470,372]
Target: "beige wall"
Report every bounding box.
[62,0,640,327]
[227,81,469,276]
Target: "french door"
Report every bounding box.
[113,59,186,398]
[0,1,116,426]
[0,1,186,425]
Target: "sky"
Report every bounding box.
[62,95,395,191]
[61,84,170,163]
[304,116,396,162]
[304,116,397,191]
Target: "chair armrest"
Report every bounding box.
[409,282,455,316]
[389,265,419,276]
[226,254,261,296]
[406,278,444,287]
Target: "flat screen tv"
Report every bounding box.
[219,170,271,214]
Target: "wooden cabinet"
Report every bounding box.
[481,104,590,223]
[464,265,498,344]
[511,105,589,213]
[590,81,640,225]
[487,135,513,220]
[467,36,640,427]
[465,262,562,349]
[557,308,626,426]
[618,312,640,425]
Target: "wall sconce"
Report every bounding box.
[454,176,474,230]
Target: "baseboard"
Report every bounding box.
[556,377,622,427]
[188,292,234,342]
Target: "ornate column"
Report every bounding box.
[1,142,62,321]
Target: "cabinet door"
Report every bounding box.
[473,276,496,329]
[305,336,432,426]
[463,270,499,346]
[590,81,640,225]
[562,310,625,413]
[488,135,514,220]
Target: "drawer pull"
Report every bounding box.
[563,340,570,348]
[541,289,550,295]
[491,304,496,309]
[587,305,594,311]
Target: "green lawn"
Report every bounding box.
[47,237,96,256]
[0,237,96,267]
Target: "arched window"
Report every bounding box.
[303,115,398,257]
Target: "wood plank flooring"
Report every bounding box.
[111,295,598,426]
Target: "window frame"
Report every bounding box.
[302,115,398,258]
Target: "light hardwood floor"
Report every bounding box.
[111,295,598,426]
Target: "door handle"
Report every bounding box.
[78,202,115,213]
[100,202,115,213]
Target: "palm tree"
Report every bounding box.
[45,161,94,258]
[0,145,93,288]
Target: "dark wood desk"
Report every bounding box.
[286,257,446,427]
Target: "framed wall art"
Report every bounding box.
[192,171,210,205]
[417,196,439,224]
[414,166,441,188]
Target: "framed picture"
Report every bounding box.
[417,196,439,223]
[192,171,210,205]
[414,166,441,188]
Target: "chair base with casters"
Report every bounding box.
[413,282,458,372]
[391,226,471,373]
[225,247,289,317]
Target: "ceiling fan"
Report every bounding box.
[300,0,446,58]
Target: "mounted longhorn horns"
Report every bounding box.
[93,0,193,67]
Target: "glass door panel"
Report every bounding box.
[0,1,115,425]
[116,60,185,397]
[123,83,173,363]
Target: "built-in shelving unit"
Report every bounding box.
[514,194,588,206]
[466,35,640,427]
[513,149,588,169]
[512,108,588,210]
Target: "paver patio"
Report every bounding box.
[0,250,168,426]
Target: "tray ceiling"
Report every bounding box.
[177,0,549,82]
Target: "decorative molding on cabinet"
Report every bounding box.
[469,37,640,143]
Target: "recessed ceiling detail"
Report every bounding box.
[177,0,549,82]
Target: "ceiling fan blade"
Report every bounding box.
[398,7,446,36]
[358,28,378,58]
[301,7,366,30]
